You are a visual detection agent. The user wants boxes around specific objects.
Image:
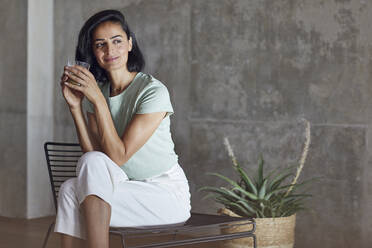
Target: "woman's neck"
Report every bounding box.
[107,69,138,96]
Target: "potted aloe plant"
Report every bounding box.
[200,120,312,248]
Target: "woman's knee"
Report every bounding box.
[76,151,107,176]
[59,178,76,200]
[79,151,107,163]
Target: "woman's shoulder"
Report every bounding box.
[134,72,171,103]
[137,72,168,91]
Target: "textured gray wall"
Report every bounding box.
[0,0,27,217]
[53,0,372,247]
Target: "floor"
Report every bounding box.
[0,215,220,248]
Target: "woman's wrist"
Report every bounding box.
[69,104,82,113]
[91,94,106,109]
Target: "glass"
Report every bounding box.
[66,59,90,86]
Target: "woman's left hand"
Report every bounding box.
[63,65,103,105]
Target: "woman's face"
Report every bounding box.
[92,21,132,72]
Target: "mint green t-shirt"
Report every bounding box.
[83,72,178,180]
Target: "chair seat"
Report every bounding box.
[109,212,255,248]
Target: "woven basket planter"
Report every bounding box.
[219,208,296,248]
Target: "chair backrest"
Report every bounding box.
[44,142,82,211]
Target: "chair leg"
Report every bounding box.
[41,221,55,248]
[120,234,127,248]
[252,234,257,248]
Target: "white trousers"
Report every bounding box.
[54,151,191,239]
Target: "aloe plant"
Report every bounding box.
[200,120,313,218]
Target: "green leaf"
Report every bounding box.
[281,206,306,217]
[258,179,268,199]
[199,186,240,202]
[236,199,258,214]
[215,196,234,207]
[271,208,276,218]
[275,177,319,192]
[257,155,264,185]
[229,202,252,216]
[235,166,258,195]
[207,173,259,200]
[257,208,266,218]
[201,192,218,201]
[269,169,294,191]
[265,164,296,181]
[232,187,259,201]
[221,187,246,200]
[206,172,238,187]
[264,191,277,201]
[263,183,306,200]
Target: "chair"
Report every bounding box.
[42,141,256,248]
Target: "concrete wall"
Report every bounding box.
[53,0,372,247]
[0,0,27,218]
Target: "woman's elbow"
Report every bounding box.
[103,141,130,166]
[113,155,128,166]
[111,147,130,166]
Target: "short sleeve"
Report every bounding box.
[136,82,174,116]
[82,97,94,113]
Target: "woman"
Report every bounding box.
[56,9,191,248]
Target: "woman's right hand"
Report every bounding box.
[60,73,84,109]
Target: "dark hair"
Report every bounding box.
[75,9,145,82]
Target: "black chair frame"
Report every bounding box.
[42,141,256,248]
